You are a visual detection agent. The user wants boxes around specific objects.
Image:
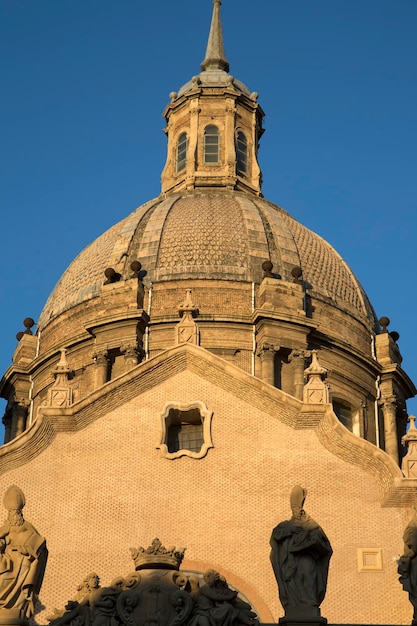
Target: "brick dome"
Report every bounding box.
[38,190,375,330]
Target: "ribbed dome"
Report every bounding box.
[38,190,375,329]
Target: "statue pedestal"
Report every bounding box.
[279,610,327,626]
[0,608,27,626]
[278,617,327,626]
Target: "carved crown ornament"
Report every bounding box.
[130,538,185,570]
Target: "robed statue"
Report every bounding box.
[270,486,332,621]
[0,485,48,621]
[398,509,417,625]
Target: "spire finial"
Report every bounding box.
[201,0,229,73]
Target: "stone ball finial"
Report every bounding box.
[104,268,121,284]
[169,91,177,102]
[262,260,273,278]
[16,317,35,340]
[291,266,303,284]
[131,260,142,279]
[23,318,35,331]
[378,316,390,332]
[131,261,142,272]
[390,331,400,342]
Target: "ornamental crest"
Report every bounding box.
[48,539,258,626]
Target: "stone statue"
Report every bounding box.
[48,572,120,626]
[189,569,258,626]
[270,486,332,621]
[398,509,417,625]
[0,485,48,621]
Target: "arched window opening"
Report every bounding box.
[176,132,187,173]
[204,125,219,163]
[236,131,248,174]
[333,400,353,432]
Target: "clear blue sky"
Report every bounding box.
[1,0,416,426]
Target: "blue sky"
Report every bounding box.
[1,0,416,425]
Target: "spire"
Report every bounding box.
[201,0,229,73]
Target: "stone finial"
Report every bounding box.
[262,260,274,278]
[178,289,199,318]
[291,266,303,285]
[47,349,73,407]
[0,486,48,621]
[176,290,199,345]
[16,317,35,341]
[401,416,417,478]
[130,260,142,279]
[261,260,281,280]
[104,267,121,284]
[54,349,72,375]
[201,0,229,73]
[378,316,390,333]
[303,350,329,404]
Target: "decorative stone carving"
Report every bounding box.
[0,486,48,623]
[176,290,199,345]
[121,345,140,371]
[303,351,329,404]
[402,416,417,477]
[398,509,417,625]
[270,486,332,623]
[130,538,185,570]
[48,572,121,626]
[189,569,258,626]
[47,349,73,408]
[49,539,259,626]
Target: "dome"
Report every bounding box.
[38,190,375,329]
[3,0,414,469]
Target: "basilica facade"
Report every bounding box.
[0,2,416,624]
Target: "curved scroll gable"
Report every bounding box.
[316,406,406,505]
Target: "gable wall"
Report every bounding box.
[0,369,411,624]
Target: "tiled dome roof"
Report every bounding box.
[38,190,375,329]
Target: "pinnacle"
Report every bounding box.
[201,0,229,73]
